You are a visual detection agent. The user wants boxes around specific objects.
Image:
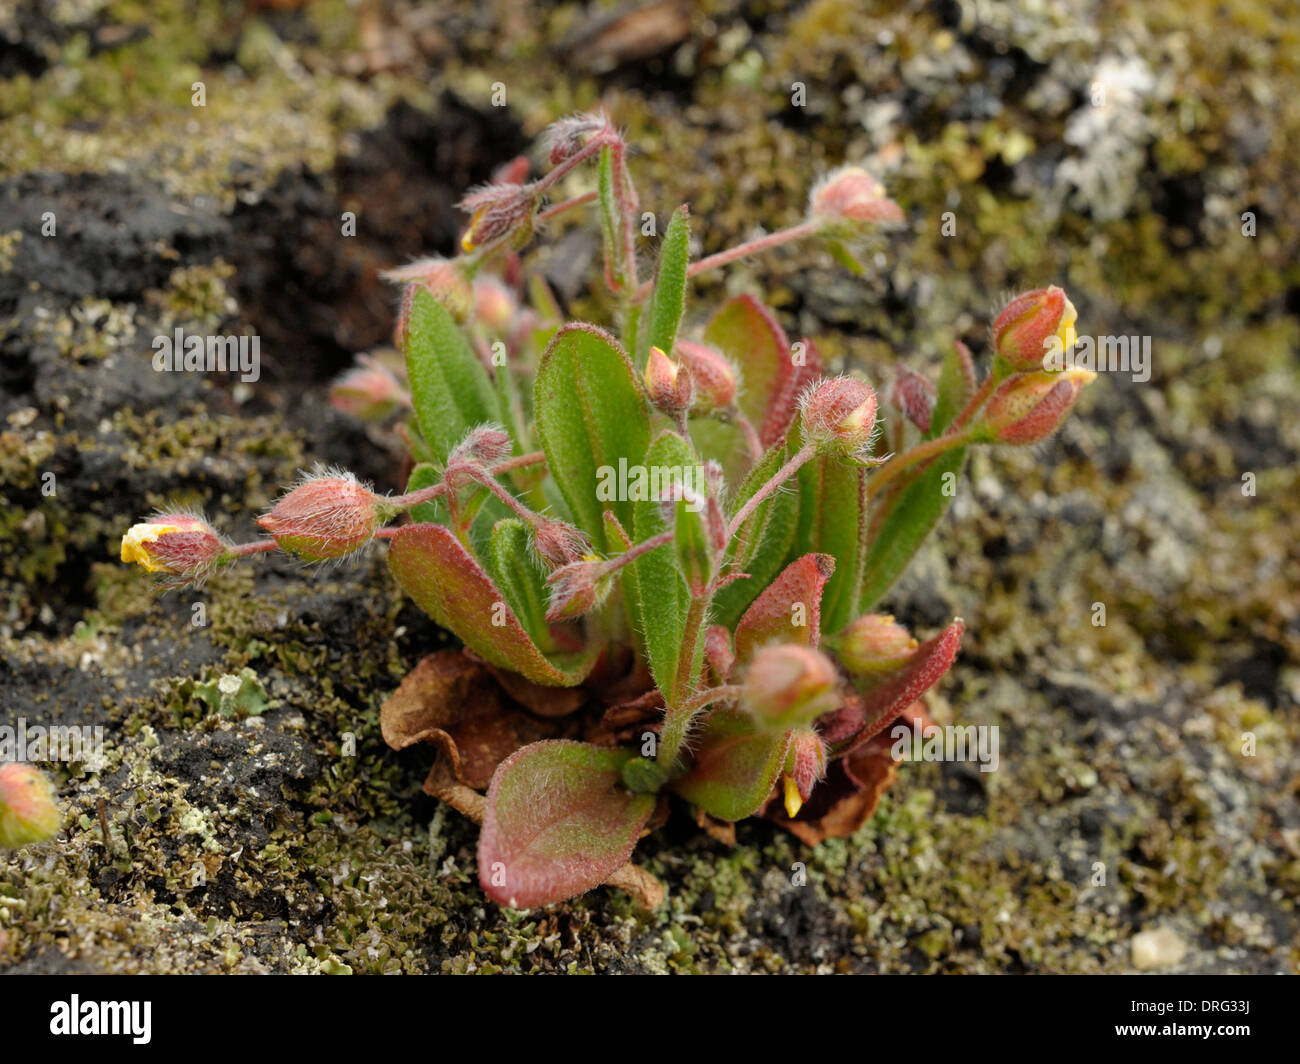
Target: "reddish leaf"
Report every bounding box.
[380,650,576,790]
[478,741,656,908]
[388,523,599,687]
[767,337,822,446]
[669,709,791,822]
[733,553,835,666]
[703,294,796,446]
[832,619,964,755]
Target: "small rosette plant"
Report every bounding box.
[123,112,1093,908]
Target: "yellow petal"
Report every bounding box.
[120,523,178,573]
[782,774,803,819]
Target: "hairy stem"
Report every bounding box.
[536,190,598,225]
[863,431,974,503]
[658,592,714,770]
[726,441,817,541]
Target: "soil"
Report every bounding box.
[0,0,1297,973]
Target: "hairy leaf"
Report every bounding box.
[929,342,977,438]
[624,431,697,693]
[670,710,791,822]
[535,325,650,550]
[388,523,598,686]
[733,552,835,666]
[403,288,499,463]
[703,294,794,446]
[791,455,865,635]
[643,204,690,363]
[712,442,801,629]
[482,518,555,652]
[479,741,656,908]
[858,447,968,611]
[832,619,965,755]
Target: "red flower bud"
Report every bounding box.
[545,557,611,621]
[448,424,514,469]
[330,354,408,422]
[472,275,518,336]
[675,341,736,415]
[742,644,840,731]
[799,376,879,461]
[808,165,904,231]
[532,519,593,571]
[781,728,829,818]
[991,286,1078,373]
[258,471,394,561]
[0,762,61,849]
[980,368,1095,445]
[541,112,608,166]
[837,613,918,675]
[887,368,936,434]
[644,345,693,416]
[457,182,537,254]
[120,512,230,588]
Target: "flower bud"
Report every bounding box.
[472,275,518,336]
[258,471,394,561]
[541,112,608,166]
[644,346,693,416]
[799,376,879,461]
[781,728,828,818]
[837,613,918,675]
[330,354,408,422]
[991,286,1078,373]
[121,512,230,587]
[675,341,736,415]
[532,519,593,571]
[808,165,904,232]
[458,182,538,254]
[448,424,513,469]
[0,762,60,849]
[545,557,612,621]
[979,368,1095,445]
[887,368,936,434]
[742,644,840,731]
[382,258,474,328]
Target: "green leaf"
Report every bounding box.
[642,204,690,365]
[929,343,977,438]
[404,462,445,525]
[388,523,598,687]
[403,288,499,463]
[703,294,792,446]
[597,147,623,290]
[791,455,867,635]
[858,447,968,611]
[712,442,800,629]
[482,519,554,652]
[534,324,650,549]
[479,741,656,908]
[670,710,791,822]
[623,431,697,693]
